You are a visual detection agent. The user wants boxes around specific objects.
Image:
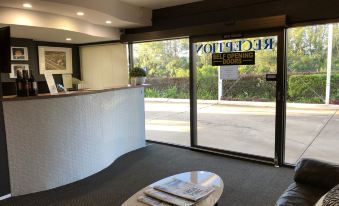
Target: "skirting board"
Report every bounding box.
[0,194,11,200]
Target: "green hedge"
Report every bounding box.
[288,73,339,103]
[222,75,275,101]
[145,73,339,104]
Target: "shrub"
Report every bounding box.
[144,73,339,103]
[145,86,189,99]
[130,67,146,77]
[222,75,275,101]
[288,74,326,103]
[197,75,218,100]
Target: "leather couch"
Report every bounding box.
[276,158,339,206]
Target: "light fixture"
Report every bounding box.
[105,20,112,24]
[23,3,32,8]
[66,38,72,41]
[76,12,84,16]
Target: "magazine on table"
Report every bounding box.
[137,195,171,206]
[143,188,195,206]
[153,178,215,202]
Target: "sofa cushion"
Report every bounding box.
[315,184,339,206]
[294,158,339,191]
[315,195,326,206]
[275,182,327,206]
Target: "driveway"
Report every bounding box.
[145,99,339,164]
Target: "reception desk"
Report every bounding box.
[2,86,146,196]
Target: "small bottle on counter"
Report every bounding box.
[29,70,38,96]
[22,70,30,97]
[16,70,23,97]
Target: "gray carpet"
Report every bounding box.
[1,143,294,206]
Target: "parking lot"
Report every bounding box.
[145,99,339,164]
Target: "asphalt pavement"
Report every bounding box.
[145,99,339,164]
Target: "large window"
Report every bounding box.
[131,23,339,166]
[285,23,339,164]
[192,36,278,158]
[133,39,190,146]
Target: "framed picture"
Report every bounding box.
[10,64,29,78]
[11,47,28,61]
[38,46,73,74]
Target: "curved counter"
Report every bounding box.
[2,86,146,196]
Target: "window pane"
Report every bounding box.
[133,39,190,146]
[286,23,339,164]
[194,36,277,158]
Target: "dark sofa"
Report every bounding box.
[276,158,339,206]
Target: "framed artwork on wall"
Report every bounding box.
[9,64,29,78]
[38,46,73,74]
[11,47,28,61]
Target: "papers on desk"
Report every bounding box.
[137,178,215,206]
[137,195,171,206]
[154,178,215,202]
[143,188,195,206]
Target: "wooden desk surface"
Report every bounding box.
[1,85,148,102]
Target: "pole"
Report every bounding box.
[325,24,333,104]
[218,67,222,101]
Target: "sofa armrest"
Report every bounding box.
[294,158,339,190]
[275,182,326,206]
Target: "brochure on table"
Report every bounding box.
[138,195,171,206]
[137,178,215,206]
[44,71,58,94]
[144,188,194,206]
[154,178,215,201]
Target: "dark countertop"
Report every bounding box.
[1,85,148,102]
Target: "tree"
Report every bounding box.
[287,25,328,73]
[133,39,189,78]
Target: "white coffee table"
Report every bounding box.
[122,171,224,206]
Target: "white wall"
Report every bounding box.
[4,88,145,196]
[80,44,129,89]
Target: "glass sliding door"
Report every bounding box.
[285,23,339,165]
[133,38,191,146]
[192,35,278,159]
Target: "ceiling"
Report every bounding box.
[0,24,115,44]
[0,0,203,43]
[120,0,203,9]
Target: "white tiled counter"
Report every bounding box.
[2,86,146,196]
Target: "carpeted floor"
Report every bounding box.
[1,143,294,206]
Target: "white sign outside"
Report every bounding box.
[219,66,239,80]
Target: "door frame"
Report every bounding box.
[189,28,287,166]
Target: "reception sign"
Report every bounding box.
[196,38,273,54]
[212,51,255,66]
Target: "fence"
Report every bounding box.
[145,73,339,104]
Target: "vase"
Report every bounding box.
[131,77,146,86]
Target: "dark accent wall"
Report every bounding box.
[0,27,10,73]
[0,39,10,197]
[124,0,339,39]
[1,38,81,95]
[0,98,10,197]
[0,38,82,197]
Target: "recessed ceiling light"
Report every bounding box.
[76,12,84,16]
[23,3,32,8]
[66,38,72,41]
[105,20,112,24]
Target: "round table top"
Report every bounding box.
[122,171,224,206]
